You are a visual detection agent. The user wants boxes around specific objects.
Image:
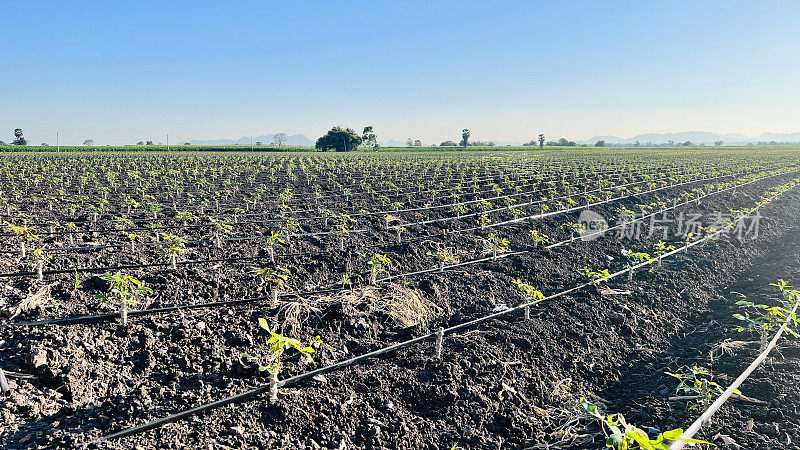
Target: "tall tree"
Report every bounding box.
[12,129,27,146]
[83,139,94,146]
[361,126,377,149]
[315,127,362,152]
[414,140,422,146]
[460,129,470,148]
[406,138,413,147]
[272,133,287,148]
[538,134,545,148]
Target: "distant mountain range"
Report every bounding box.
[578,131,800,146]
[383,132,800,147]
[188,133,314,146]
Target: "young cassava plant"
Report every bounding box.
[252,266,291,305]
[32,247,52,282]
[359,253,391,285]
[4,221,37,258]
[733,281,800,351]
[622,249,654,280]
[428,248,457,273]
[512,279,545,319]
[577,397,710,449]
[252,318,322,401]
[666,365,750,413]
[97,272,153,326]
[160,233,187,269]
[653,241,676,267]
[486,233,510,259]
[529,229,550,248]
[264,230,285,264]
[583,266,611,286]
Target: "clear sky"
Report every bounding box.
[3,1,800,146]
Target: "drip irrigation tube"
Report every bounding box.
[3,166,774,268]
[0,165,700,238]
[669,296,800,450]
[0,164,557,226]
[378,171,781,283]
[89,175,799,445]
[2,164,686,226]
[2,168,778,279]
[22,169,792,329]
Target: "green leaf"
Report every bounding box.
[680,437,714,444]
[661,429,683,440]
[631,429,655,449]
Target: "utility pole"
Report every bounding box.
[57,131,59,152]
[251,136,253,151]
[166,134,169,151]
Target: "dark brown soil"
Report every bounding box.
[2,156,800,449]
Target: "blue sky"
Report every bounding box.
[2,1,799,145]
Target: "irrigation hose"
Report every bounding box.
[21,169,786,327]
[0,166,700,239]
[87,174,799,445]
[1,164,676,228]
[3,167,784,279]
[669,296,800,450]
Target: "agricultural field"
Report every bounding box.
[2,148,800,449]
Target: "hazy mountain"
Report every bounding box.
[189,133,313,146]
[751,132,800,142]
[580,131,800,145]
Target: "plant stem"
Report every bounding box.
[269,370,278,402]
[120,301,128,326]
[434,327,444,359]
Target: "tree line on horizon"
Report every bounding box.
[0,128,579,149]
[6,127,792,150]
[315,127,554,151]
